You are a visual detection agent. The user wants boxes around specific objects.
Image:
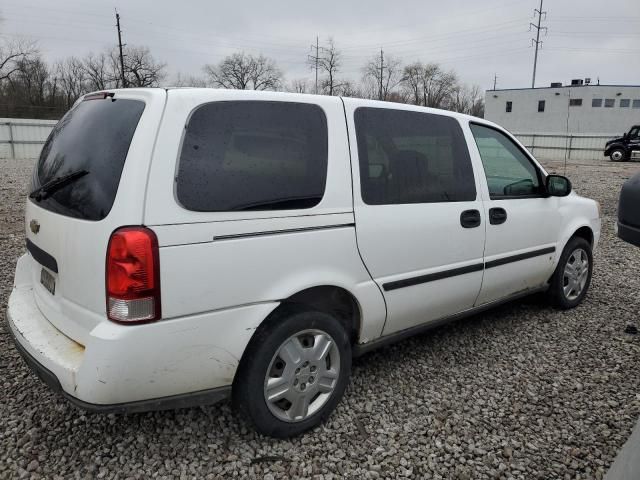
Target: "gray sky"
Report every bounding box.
[1,0,639,91]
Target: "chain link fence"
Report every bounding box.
[0,117,618,163]
[513,133,616,162]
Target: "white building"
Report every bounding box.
[485,81,640,135]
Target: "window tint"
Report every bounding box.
[630,127,639,139]
[620,99,630,108]
[506,101,512,112]
[569,98,582,107]
[176,101,328,212]
[632,100,640,109]
[354,108,476,205]
[604,99,615,108]
[470,124,542,198]
[592,98,602,107]
[538,100,545,112]
[32,98,145,221]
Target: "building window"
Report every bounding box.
[604,99,615,108]
[506,101,512,113]
[592,98,602,107]
[620,99,630,108]
[569,99,582,107]
[538,100,545,112]
[632,100,640,109]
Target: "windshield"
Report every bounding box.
[31,97,145,220]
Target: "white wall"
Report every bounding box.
[0,118,57,159]
[485,85,640,135]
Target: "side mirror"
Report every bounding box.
[546,174,572,197]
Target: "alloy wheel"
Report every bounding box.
[563,248,589,301]
[264,329,341,423]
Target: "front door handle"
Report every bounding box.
[460,209,481,228]
[489,207,508,225]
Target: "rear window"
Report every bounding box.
[32,98,145,221]
[176,101,328,212]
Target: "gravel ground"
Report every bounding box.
[1,157,640,480]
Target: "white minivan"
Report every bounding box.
[8,88,600,437]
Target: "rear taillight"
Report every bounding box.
[106,226,161,323]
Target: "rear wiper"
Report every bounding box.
[29,170,89,201]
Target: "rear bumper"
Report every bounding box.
[618,221,640,248]
[7,320,230,413]
[7,255,278,411]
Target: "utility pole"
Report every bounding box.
[115,10,127,88]
[379,49,384,101]
[308,36,320,94]
[530,0,547,88]
[493,73,498,90]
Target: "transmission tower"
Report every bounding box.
[529,0,547,88]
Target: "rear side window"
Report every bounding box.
[354,107,476,205]
[32,98,145,221]
[176,101,328,211]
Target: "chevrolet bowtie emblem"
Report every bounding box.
[30,219,40,234]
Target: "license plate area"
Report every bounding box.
[40,268,56,296]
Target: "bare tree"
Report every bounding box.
[312,38,342,96]
[288,78,309,94]
[336,80,362,98]
[82,52,113,90]
[402,62,423,105]
[362,53,402,101]
[422,63,457,109]
[172,72,208,87]
[401,62,459,108]
[0,38,38,83]
[115,46,166,88]
[10,56,51,106]
[204,52,282,90]
[55,57,87,108]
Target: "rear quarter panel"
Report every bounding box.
[144,90,387,343]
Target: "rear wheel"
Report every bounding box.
[610,148,626,162]
[547,236,593,309]
[233,308,351,438]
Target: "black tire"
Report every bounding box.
[547,236,593,309]
[610,148,627,162]
[233,307,351,438]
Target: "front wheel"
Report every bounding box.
[547,237,593,309]
[610,148,626,162]
[233,308,351,438]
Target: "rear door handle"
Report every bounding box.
[489,207,508,225]
[460,209,481,228]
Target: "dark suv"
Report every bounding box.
[618,172,640,247]
[605,125,640,162]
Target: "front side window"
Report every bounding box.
[354,108,476,205]
[620,99,630,108]
[470,124,542,199]
[538,100,545,112]
[604,99,615,108]
[176,101,328,212]
[629,127,639,139]
[592,98,602,107]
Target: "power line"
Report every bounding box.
[529,0,547,88]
